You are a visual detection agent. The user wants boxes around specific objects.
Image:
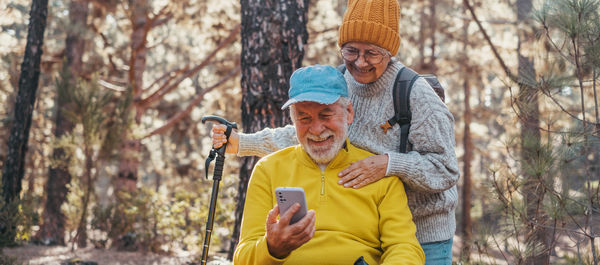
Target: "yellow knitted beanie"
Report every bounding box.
[338,0,401,55]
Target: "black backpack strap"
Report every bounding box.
[380,66,419,153]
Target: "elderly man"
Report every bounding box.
[233,65,424,265]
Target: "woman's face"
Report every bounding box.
[341,42,391,84]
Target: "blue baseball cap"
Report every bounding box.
[281,65,348,109]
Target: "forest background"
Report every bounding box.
[0,0,599,264]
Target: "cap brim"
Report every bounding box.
[281,91,341,109]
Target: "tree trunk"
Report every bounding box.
[37,0,88,246]
[519,57,548,265]
[109,0,149,249]
[117,0,150,192]
[461,76,473,260]
[2,0,49,204]
[517,0,549,263]
[418,2,426,69]
[460,4,473,259]
[1,0,49,245]
[228,0,309,259]
[428,0,437,73]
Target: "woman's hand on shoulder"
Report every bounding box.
[337,154,389,188]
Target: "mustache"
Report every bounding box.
[306,131,334,141]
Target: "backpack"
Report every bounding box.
[336,64,445,153]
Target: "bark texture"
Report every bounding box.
[2,0,49,204]
[1,0,49,246]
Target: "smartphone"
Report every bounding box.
[275,187,308,225]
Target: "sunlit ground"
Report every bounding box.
[3,233,597,265]
[2,245,199,265]
[2,235,484,265]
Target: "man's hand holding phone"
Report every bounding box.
[266,189,316,259]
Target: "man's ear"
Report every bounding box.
[346,102,354,125]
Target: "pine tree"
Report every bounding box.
[466,0,600,263]
[535,1,600,263]
[1,0,49,245]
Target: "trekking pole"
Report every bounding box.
[200,115,237,265]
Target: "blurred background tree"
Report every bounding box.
[37,0,88,246]
[1,0,49,247]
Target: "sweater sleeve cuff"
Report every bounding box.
[384,151,415,178]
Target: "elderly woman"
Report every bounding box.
[213,0,459,264]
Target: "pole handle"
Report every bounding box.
[202,115,238,156]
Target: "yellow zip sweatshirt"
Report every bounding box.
[234,140,425,265]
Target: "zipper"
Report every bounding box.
[320,170,325,195]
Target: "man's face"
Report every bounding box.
[292,100,354,165]
[342,42,391,84]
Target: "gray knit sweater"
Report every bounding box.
[237,59,459,244]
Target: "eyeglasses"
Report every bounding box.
[340,47,387,65]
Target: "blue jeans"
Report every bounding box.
[421,238,453,265]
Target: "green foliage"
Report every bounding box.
[49,132,78,175]
[558,245,600,265]
[520,135,557,181]
[53,60,132,248]
[485,128,599,263]
[89,186,210,253]
[58,76,113,145]
[0,193,41,247]
[99,88,133,160]
[559,253,588,265]
[62,176,85,242]
[78,174,239,257]
[536,0,600,77]
[0,198,19,247]
[15,193,41,242]
[0,251,22,265]
[474,2,600,263]
[51,62,117,172]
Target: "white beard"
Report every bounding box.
[303,122,348,165]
